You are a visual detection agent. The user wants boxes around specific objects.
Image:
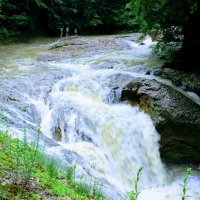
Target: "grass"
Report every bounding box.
[0,130,104,200]
[128,167,143,200]
[181,167,192,200]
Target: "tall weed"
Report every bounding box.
[10,128,41,184]
[181,167,192,200]
[128,167,143,200]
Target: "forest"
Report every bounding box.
[0,0,131,37]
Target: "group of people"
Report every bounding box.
[60,27,77,37]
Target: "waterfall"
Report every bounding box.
[1,35,200,200]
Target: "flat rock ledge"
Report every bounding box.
[38,34,139,62]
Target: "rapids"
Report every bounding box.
[0,35,200,200]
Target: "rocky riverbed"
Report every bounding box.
[1,34,200,199]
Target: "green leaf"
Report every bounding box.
[35,0,48,9]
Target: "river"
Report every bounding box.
[0,35,200,200]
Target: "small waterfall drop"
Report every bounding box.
[28,57,166,192]
[1,35,200,199]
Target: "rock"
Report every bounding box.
[121,77,200,164]
[0,69,72,134]
[53,127,62,142]
[38,35,137,61]
[154,68,200,96]
[105,74,136,103]
[91,61,117,70]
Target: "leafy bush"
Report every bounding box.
[151,41,182,60]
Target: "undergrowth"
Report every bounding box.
[0,130,104,200]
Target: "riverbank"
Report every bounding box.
[0,35,37,45]
[0,130,104,199]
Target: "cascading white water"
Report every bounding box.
[1,36,200,199]
[27,38,200,199]
[28,60,166,190]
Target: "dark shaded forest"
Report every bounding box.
[0,0,131,38]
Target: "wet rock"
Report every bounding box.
[53,127,62,142]
[51,106,96,144]
[38,35,137,62]
[91,61,117,70]
[105,74,135,103]
[154,68,200,96]
[121,77,200,164]
[0,70,71,132]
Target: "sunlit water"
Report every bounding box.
[0,35,200,199]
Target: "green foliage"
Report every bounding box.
[151,41,182,60]
[64,165,104,199]
[0,129,104,199]
[181,167,192,200]
[126,0,192,34]
[75,176,103,199]
[34,0,48,9]
[0,0,131,40]
[51,181,69,197]
[126,0,200,62]
[91,178,104,199]
[8,128,41,184]
[66,164,76,184]
[128,167,143,200]
[9,14,29,26]
[45,158,59,179]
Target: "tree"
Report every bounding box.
[127,0,200,71]
[0,0,130,40]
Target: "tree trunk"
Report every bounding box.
[182,5,200,71]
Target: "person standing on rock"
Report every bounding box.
[66,27,69,37]
[60,27,64,37]
[74,28,77,36]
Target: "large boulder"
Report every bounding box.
[121,77,200,164]
[154,67,200,96]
